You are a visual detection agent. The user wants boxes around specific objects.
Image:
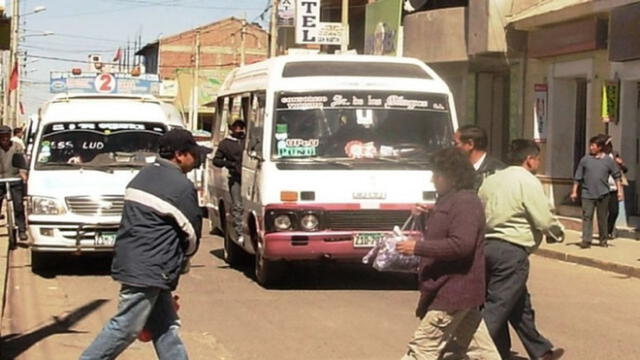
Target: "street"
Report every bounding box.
[1,231,639,360]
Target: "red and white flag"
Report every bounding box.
[112,47,122,62]
[8,63,18,92]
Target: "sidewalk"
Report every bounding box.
[535,229,640,278]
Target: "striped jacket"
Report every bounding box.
[111,158,202,290]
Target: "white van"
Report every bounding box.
[205,55,457,286]
[28,93,185,271]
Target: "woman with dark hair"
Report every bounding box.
[603,136,628,239]
[397,147,499,360]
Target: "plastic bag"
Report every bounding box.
[362,216,421,273]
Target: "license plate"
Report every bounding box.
[95,232,117,246]
[353,233,383,248]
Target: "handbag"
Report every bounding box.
[362,215,421,273]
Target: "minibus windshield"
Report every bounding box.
[273,91,453,167]
[34,122,166,170]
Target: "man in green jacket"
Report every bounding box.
[478,139,565,360]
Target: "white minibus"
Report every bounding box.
[28,93,185,271]
[205,55,457,286]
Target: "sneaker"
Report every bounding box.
[18,231,28,241]
[578,242,591,249]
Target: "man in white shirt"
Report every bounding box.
[453,125,505,189]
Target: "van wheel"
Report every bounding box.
[254,241,285,287]
[31,251,50,273]
[222,218,249,266]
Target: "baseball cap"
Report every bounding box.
[158,128,212,166]
[0,125,11,135]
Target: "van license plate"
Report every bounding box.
[95,232,117,246]
[353,233,383,248]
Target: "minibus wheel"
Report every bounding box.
[31,250,50,273]
[223,229,249,266]
[254,240,285,287]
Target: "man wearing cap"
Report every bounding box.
[80,129,210,360]
[0,125,28,241]
[213,119,246,243]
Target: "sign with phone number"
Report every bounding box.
[49,73,160,95]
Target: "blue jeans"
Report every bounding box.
[79,285,188,360]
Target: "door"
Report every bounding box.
[573,79,588,173]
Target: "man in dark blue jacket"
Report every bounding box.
[80,129,210,360]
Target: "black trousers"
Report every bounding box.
[581,194,609,244]
[0,183,26,232]
[607,191,618,236]
[483,240,553,360]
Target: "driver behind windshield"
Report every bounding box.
[0,125,28,241]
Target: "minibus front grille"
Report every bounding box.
[325,210,411,231]
[65,195,124,216]
[58,226,119,240]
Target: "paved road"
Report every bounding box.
[2,233,640,360]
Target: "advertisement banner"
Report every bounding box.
[601,81,619,123]
[364,0,403,55]
[295,0,344,45]
[50,72,160,95]
[533,84,548,142]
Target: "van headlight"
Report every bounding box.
[274,214,292,231]
[30,196,66,215]
[300,214,319,231]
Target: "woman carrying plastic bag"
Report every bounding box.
[396,147,500,360]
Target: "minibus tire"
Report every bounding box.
[223,230,248,266]
[254,243,285,287]
[31,250,49,273]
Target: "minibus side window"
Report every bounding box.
[214,97,230,144]
[247,92,266,157]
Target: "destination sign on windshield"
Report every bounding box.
[277,91,449,112]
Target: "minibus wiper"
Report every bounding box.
[304,157,354,169]
[78,165,114,174]
[374,157,428,168]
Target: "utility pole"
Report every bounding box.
[240,14,247,66]
[4,0,19,126]
[189,30,200,131]
[269,0,278,57]
[340,0,349,52]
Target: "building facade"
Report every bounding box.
[508,0,640,223]
[137,17,269,131]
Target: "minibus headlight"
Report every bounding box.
[274,214,292,231]
[30,196,66,215]
[300,214,319,231]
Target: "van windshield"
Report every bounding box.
[35,122,166,170]
[273,91,453,168]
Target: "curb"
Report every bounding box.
[0,235,9,336]
[534,247,640,278]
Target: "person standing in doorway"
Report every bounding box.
[570,135,622,248]
[603,136,627,239]
[479,139,565,360]
[80,129,208,360]
[397,147,500,360]
[453,125,505,189]
[213,120,246,243]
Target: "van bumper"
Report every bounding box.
[262,232,380,261]
[28,222,119,253]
